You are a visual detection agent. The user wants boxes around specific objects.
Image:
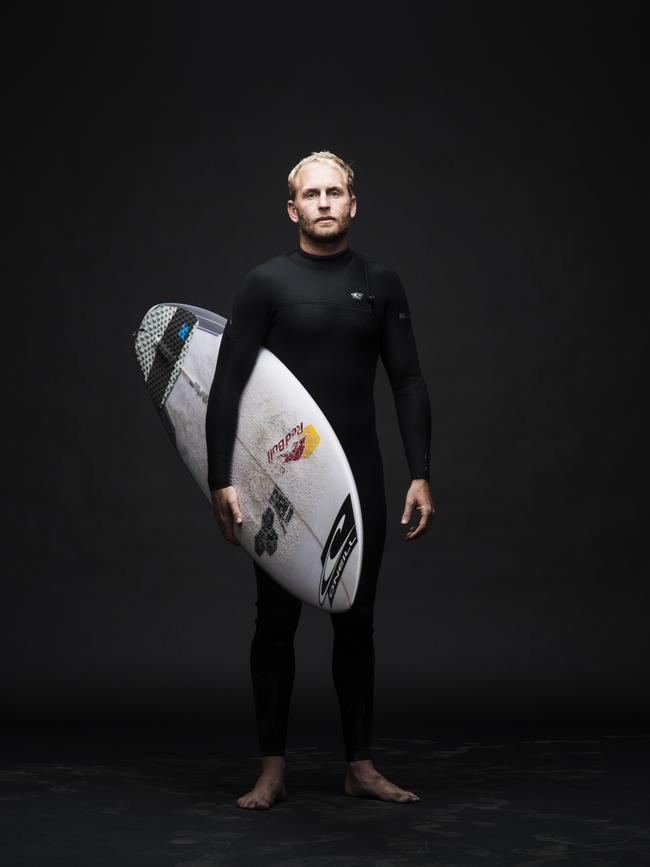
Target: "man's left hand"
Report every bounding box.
[401,479,436,541]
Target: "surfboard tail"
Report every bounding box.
[135,305,198,409]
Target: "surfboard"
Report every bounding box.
[134,302,363,612]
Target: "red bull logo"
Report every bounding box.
[267,421,320,467]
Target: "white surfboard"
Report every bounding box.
[134,302,363,612]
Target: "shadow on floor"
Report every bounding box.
[1,726,649,866]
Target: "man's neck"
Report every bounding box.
[298,233,349,257]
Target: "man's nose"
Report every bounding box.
[319,192,330,208]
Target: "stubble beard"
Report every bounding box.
[298,209,352,246]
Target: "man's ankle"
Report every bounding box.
[260,755,286,771]
[348,758,374,771]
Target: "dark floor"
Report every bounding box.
[1,726,649,866]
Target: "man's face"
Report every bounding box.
[288,161,356,244]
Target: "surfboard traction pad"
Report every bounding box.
[135,305,198,409]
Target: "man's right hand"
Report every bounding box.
[210,486,243,545]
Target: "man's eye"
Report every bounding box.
[331,190,340,196]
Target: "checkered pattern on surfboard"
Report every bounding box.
[144,307,198,409]
[135,305,173,380]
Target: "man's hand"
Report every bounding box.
[401,479,435,541]
[211,486,243,545]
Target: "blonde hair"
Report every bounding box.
[287,150,354,199]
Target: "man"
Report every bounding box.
[205,151,434,809]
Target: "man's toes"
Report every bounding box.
[388,785,419,803]
[237,794,258,809]
[237,787,279,809]
[238,797,268,809]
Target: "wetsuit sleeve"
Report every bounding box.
[205,269,275,490]
[379,272,432,482]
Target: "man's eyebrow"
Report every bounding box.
[301,185,345,194]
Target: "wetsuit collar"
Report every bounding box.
[289,246,355,270]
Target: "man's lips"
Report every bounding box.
[316,217,335,222]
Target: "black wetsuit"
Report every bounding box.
[205,246,431,762]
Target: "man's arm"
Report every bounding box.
[205,268,274,544]
[378,269,435,540]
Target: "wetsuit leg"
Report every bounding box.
[250,561,302,756]
[250,440,385,763]
[330,440,387,763]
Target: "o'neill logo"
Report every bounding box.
[319,493,358,607]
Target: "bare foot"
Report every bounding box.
[345,759,420,803]
[236,756,287,810]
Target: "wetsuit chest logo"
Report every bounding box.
[350,291,375,308]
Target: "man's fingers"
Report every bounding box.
[400,482,436,539]
[222,519,241,546]
[227,495,243,544]
[209,487,245,546]
[214,506,233,544]
[229,495,243,525]
[401,497,415,525]
[405,504,434,540]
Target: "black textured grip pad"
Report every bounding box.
[146,307,198,409]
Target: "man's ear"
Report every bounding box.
[350,195,357,218]
[287,200,299,223]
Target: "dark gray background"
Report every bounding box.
[6,3,645,735]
